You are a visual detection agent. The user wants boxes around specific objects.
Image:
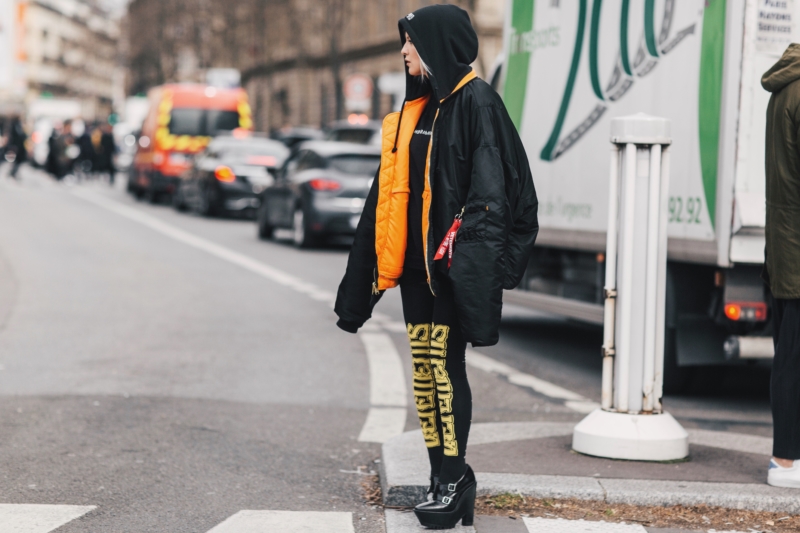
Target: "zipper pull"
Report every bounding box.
[372,268,380,295]
[456,206,465,220]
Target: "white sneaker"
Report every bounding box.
[767,459,800,488]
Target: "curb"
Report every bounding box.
[380,422,798,513]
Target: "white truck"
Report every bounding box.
[497,0,784,390]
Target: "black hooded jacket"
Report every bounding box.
[334,4,539,346]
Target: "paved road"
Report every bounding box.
[0,166,772,532]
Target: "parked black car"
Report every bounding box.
[174,135,289,218]
[325,118,381,146]
[257,141,380,247]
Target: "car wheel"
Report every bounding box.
[292,207,317,248]
[172,188,187,212]
[145,189,160,204]
[257,205,274,240]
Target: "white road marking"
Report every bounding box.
[72,190,323,299]
[361,333,407,407]
[358,333,408,443]
[358,407,408,443]
[385,509,475,532]
[687,428,772,456]
[466,350,600,413]
[205,510,354,532]
[523,517,646,532]
[0,504,95,533]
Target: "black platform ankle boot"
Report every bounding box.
[426,475,441,502]
[414,465,476,529]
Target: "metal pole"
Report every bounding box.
[601,145,620,411]
[616,143,637,413]
[653,146,671,412]
[642,144,662,412]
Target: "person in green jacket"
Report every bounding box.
[762,42,800,488]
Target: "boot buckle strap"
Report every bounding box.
[447,482,457,491]
[441,496,453,505]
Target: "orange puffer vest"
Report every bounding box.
[373,70,477,293]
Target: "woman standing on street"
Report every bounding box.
[334,5,538,529]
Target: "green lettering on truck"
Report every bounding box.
[504,0,535,130]
[541,0,588,161]
[699,0,727,228]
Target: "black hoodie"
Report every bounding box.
[335,4,539,346]
[399,5,478,102]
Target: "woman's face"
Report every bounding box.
[401,33,422,77]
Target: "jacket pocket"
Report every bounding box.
[456,202,488,243]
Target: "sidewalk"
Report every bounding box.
[380,419,798,531]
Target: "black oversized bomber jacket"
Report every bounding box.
[334,4,539,347]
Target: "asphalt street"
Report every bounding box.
[0,166,773,532]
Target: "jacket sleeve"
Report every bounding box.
[468,104,539,290]
[502,128,539,290]
[334,170,382,333]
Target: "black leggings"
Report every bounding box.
[400,269,471,484]
[772,298,800,459]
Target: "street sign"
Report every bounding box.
[344,74,373,113]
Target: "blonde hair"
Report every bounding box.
[419,55,433,78]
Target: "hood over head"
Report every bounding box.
[398,4,478,102]
[763,43,800,93]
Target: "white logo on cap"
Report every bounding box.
[406,13,414,20]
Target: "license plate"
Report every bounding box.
[350,215,361,229]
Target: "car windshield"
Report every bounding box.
[169,108,240,136]
[327,129,375,144]
[328,155,380,176]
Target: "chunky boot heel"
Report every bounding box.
[414,465,477,529]
[461,486,476,526]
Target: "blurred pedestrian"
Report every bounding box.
[57,120,76,180]
[762,43,800,488]
[334,5,538,528]
[46,123,62,179]
[6,115,27,180]
[75,123,95,178]
[97,122,117,184]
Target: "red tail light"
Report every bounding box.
[308,178,341,191]
[215,165,236,182]
[725,302,767,322]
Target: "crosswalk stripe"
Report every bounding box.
[523,518,646,532]
[384,509,475,532]
[358,332,408,443]
[361,333,408,408]
[0,504,95,533]
[205,511,354,532]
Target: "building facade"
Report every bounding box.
[125,0,505,132]
[0,0,120,120]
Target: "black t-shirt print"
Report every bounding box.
[405,98,438,271]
